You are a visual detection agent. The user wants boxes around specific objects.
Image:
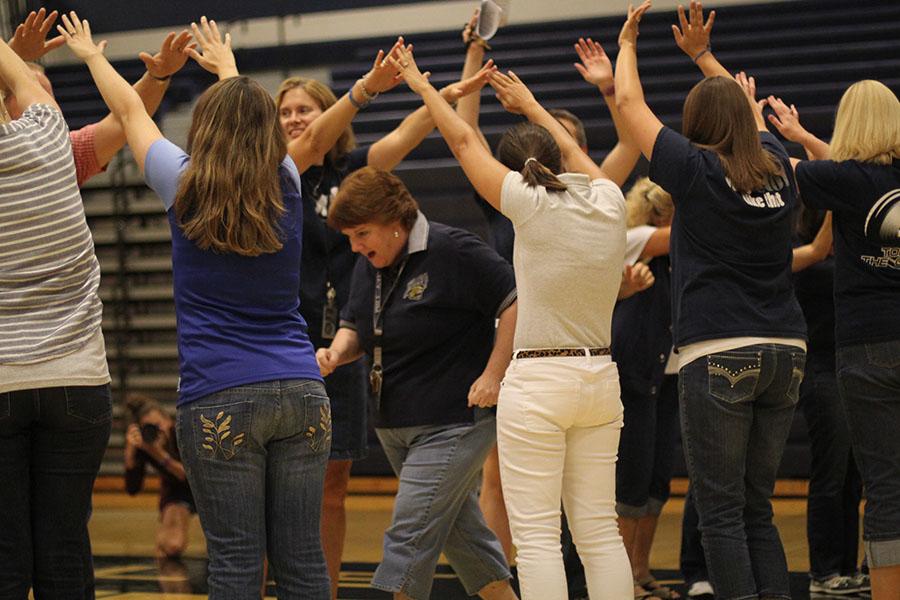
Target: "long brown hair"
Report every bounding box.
[682,76,784,194]
[496,122,568,192]
[328,166,418,231]
[176,77,287,256]
[275,77,357,164]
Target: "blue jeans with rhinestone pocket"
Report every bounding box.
[177,379,331,599]
[679,344,805,600]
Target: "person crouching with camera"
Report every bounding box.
[124,393,195,559]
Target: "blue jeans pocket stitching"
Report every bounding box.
[194,402,251,461]
[304,393,332,453]
[707,352,762,404]
[786,352,807,404]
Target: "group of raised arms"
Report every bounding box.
[0,1,897,599]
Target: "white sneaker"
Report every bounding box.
[850,572,871,592]
[687,580,714,598]
[809,574,864,595]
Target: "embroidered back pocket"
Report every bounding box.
[707,351,762,404]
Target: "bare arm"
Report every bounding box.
[765,96,830,160]
[456,9,491,150]
[59,13,161,171]
[288,40,404,174]
[573,37,641,187]
[91,31,193,168]
[368,61,495,170]
[792,212,832,272]
[615,2,663,162]
[316,327,364,377]
[468,301,517,408]
[0,38,56,110]
[491,70,606,180]
[391,46,509,209]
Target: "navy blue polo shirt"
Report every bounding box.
[341,213,517,429]
[649,127,806,348]
[795,159,900,347]
[611,255,672,395]
[300,147,369,348]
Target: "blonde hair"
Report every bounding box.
[176,77,287,257]
[275,77,356,164]
[625,177,674,228]
[830,80,900,165]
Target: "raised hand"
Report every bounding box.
[735,71,765,127]
[8,8,66,61]
[574,37,614,88]
[461,8,480,45]
[57,12,107,61]
[186,16,238,78]
[765,96,807,142]
[619,1,652,49]
[489,70,538,115]
[139,30,194,80]
[672,0,715,60]
[388,43,431,96]
[439,59,497,103]
[362,38,406,94]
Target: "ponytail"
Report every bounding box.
[521,157,568,192]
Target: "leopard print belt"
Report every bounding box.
[513,347,611,359]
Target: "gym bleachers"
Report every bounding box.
[46,0,900,476]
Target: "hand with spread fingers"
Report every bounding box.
[574,37,614,88]
[8,8,66,61]
[140,30,194,80]
[439,59,497,104]
[56,12,107,61]
[362,37,406,95]
[765,96,807,143]
[186,16,238,78]
[672,0,715,60]
[489,70,538,116]
[619,1,652,49]
[388,44,431,96]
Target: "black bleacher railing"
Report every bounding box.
[60,0,900,476]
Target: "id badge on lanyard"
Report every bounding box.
[321,283,338,340]
[371,260,407,411]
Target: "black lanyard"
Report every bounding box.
[370,258,408,410]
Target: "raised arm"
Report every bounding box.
[91,30,193,168]
[287,40,404,174]
[58,12,161,171]
[765,96,831,161]
[734,71,769,133]
[573,37,641,187]
[368,60,495,171]
[0,36,56,111]
[615,1,664,161]
[185,17,238,80]
[672,1,729,79]
[491,70,606,181]
[390,45,509,209]
[7,8,66,61]
[457,9,491,150]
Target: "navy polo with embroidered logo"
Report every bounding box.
[649,127,806,349]
[795,159,900,347]
[341,213,516,429]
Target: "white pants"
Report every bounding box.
[497,355,632,600]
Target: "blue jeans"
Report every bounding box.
[616,375,680,516]
[836,339,900,568]
[373,410,510,600]
[177,379,331,599]
[679,344,805,600]
[0,384,112,599]
[798,361,862,578]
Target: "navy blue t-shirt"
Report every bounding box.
[795,159,900,347]
[144,139,322,406]
[300,147,369,349]
[649,127,806,348]
[341,216,516,429]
